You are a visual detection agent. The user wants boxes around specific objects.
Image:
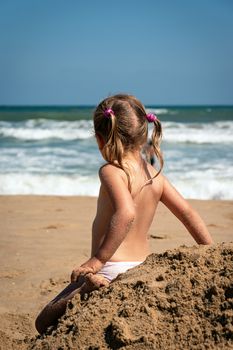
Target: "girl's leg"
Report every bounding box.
[35,273,109,334]
[35,277,85,334]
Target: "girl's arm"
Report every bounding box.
[160,176,213,245]
[71,164,135,281]
[95,164,136,262]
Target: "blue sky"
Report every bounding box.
[0,0,233,105]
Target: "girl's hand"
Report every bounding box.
[70,256,104,282]
[71,266,94,282]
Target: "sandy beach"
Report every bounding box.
[0,196,232,349]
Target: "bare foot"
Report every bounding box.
[80,273,109,293]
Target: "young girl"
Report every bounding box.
[35,94,213,334]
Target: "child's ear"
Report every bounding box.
[95,133,105,150]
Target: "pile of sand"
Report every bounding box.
[27,242,233,350]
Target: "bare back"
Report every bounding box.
[91,156,164,262]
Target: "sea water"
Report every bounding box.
[0,106,233,199]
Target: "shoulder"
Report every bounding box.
[157,172,166,186]
[150,171,165,198]
[146,162,165,188]
[99,163,127,182]
[157,173,173,195]
[98,164,133,205]
[159,174,190,211]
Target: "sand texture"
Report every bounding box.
[0,196,233,349]
[28,243,233,350]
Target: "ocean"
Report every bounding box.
[0,106,233,199]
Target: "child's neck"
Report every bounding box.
[122,149,143,166]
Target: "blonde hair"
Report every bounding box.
[93,94,164,189]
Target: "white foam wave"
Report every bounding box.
[0,119,93,141]
[169,176,233,200]
[162,121,233,144]
[0,173,100,196]
[0,147,101,174]
[146,108,171,115]
[1,119,233,145]
[164,157,233,200]
[0,171,232,199]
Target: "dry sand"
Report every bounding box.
[0,196,232,349]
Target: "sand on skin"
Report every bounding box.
[0,196,232,349]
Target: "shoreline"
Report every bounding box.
[2,194,233,199]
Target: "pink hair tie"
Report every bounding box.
[104,108,114,118]
[146,113,157,123]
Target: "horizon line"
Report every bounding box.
[0,104,233,108]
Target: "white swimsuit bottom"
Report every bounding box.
[97,261,142,282]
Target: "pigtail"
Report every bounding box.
[151,118,164,177]
[103,114,123,165]
[102,112,132,191]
